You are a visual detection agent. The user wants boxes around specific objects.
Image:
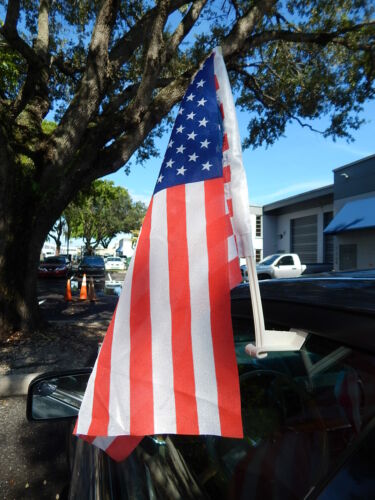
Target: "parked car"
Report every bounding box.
[76,256,105,288]
[104,256,126,271]
[27,270,375,499]
[240,253,333,281]
[255,253,307,280]
[38,255,72,278]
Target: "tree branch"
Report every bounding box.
[130,0,170,114]
[34,0,50,60]
[109,0,189,70]
[166,0,208,58]
[51,54,84,79]
[227,21,375,59]
[47,0,119,169]
[1,0,37,63]
[233,64,323,135]
[221,0,276,58]
[95,75,189,176]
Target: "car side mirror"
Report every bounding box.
[26,369,91,421]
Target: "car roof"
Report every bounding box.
[232,273,375,354]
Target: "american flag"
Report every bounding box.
[75,48,252,461]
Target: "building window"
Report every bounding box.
[255,249,262,262]
[255,215,262,237]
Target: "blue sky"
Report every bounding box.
[105,97,375,207]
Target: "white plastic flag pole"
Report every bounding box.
[244,242,307,359]
[213,47,307,358]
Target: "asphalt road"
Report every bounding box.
[0,396,71,500]
[0,275,124,499]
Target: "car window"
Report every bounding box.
[258,255,279,266]
[278,255,294,266]
[44,257,65,264]
[118,333,375,500]
[82,257,104,265]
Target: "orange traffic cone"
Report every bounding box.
[80,274,87,300]
[65,278,72,301]
[88,277,97,302]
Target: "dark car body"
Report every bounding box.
[77,256,105,288]
[28,270,375,499]
[38,255,72,278]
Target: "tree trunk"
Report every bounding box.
[0,172,54,339]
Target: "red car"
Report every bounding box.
[38,256,72,278]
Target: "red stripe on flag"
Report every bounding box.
[226,198,233,217]
[228,258,242,289]
[87,308,117,435]
[129,200,154,435]
[105,435,143,462]
[214,75,219,90]
[205,178,243,437]
[167,185,199,434]
[219,103,224,119]
[222,133,229,152]
[79,434,97,445]
[223,165,231,183]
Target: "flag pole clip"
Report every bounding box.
[245,329,308,359]
[243,255,308,358]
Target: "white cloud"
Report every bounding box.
[329,142,372,157]
[252,180,330,205]
[128,190,152,205]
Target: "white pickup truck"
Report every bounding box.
[255,253,306,280]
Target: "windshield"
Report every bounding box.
[82,257,104,266]
[44,257,66,264]
[258,254,279,266]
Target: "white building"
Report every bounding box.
[260,154,375,270]
[262,185,334,264]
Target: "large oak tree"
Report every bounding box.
[0,0,374,335]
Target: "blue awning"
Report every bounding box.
[324,196,375,234]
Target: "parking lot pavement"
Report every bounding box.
[0,396,70,500]
[0,276,123,499]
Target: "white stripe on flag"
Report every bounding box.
[185,181,221,435]
[228,234,237,261]
[224,182,231,215]
[106,255,135,435]
[149,190,176,433]
[76,361,98,435]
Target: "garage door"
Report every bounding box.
[291,215,317,263]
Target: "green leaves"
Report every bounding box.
[64,180,146,252]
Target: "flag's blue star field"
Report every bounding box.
[154,54,223,195]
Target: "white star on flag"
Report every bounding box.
[200,139,210,148]
[196,79,205,88]
[176,144,186,153]
[166,159,174,168]
[176,125,185,133]
[202,161,212,171]
[197,97,207,106]
[176,166,187,175]
[199,117,208,127]
[188,153,198,162]
[187,131,197,140]
[187,112,195,120]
